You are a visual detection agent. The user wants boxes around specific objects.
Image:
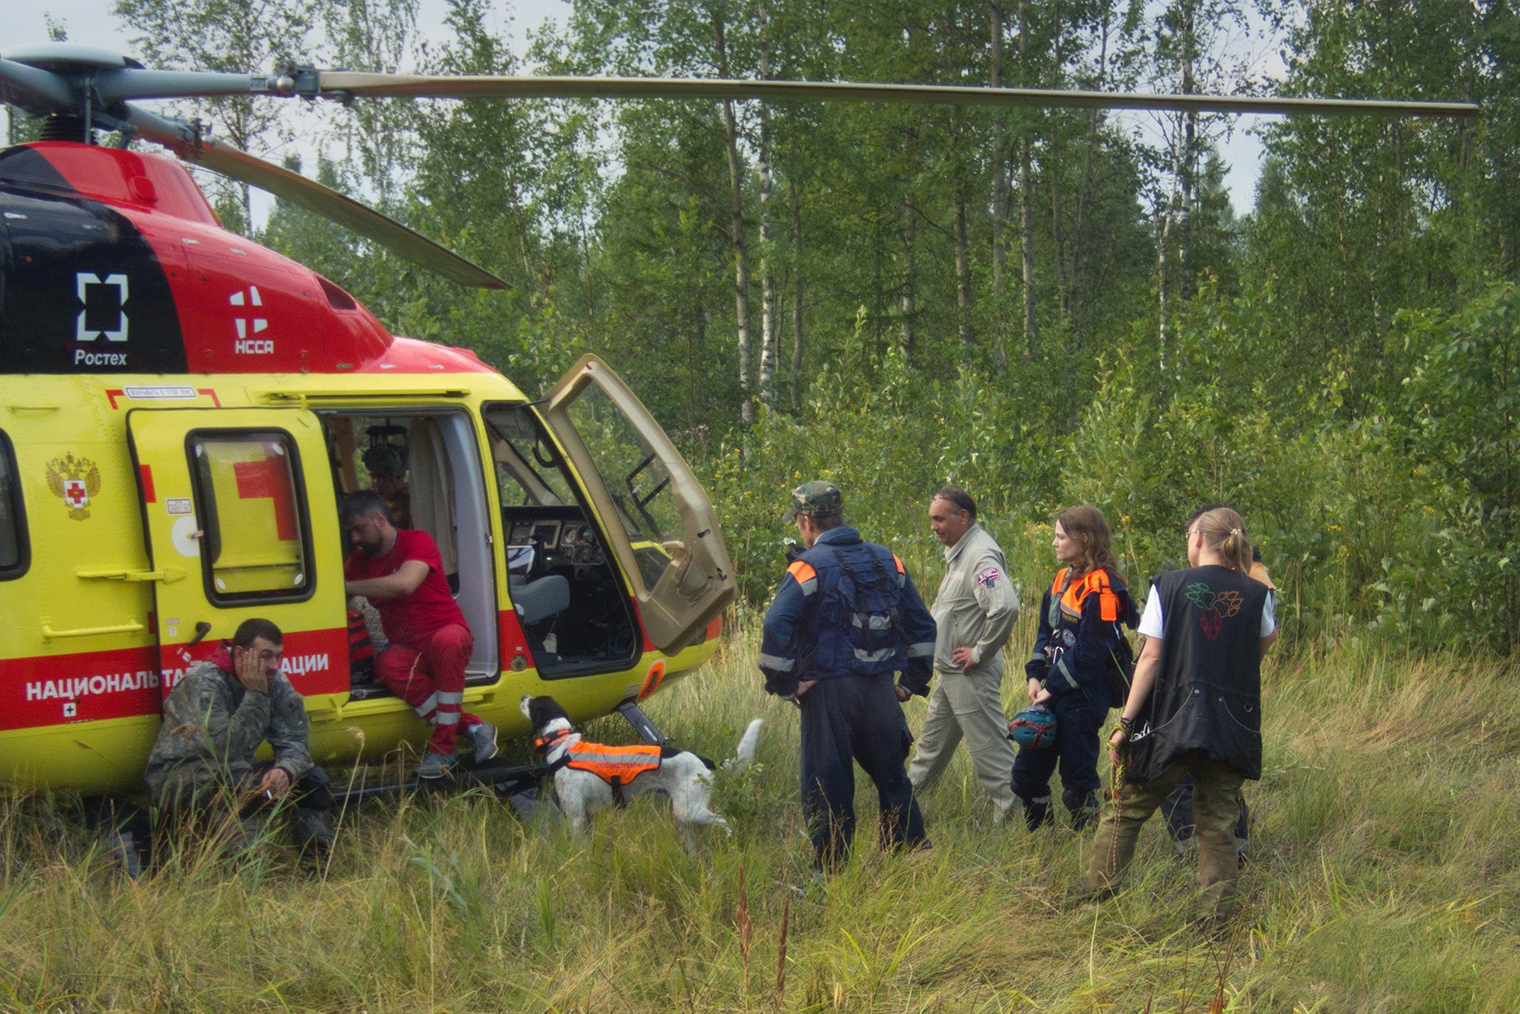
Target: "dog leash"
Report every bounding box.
[1106,725,1126,887]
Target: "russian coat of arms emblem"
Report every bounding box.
[46,453,101,521]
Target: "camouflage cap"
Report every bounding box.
[782,481,843,522]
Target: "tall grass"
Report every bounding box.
[2,635,1518,1012]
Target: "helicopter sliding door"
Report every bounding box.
[126,408,348,708]
[540,355,735,653]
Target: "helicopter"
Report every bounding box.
[0,42,1477,803]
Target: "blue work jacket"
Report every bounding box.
[758,526,938,697]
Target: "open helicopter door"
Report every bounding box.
[541,356,735,653]
[126,408,348,708]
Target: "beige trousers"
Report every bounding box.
[907,664,1017,820]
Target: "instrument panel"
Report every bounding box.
[506,517,605,566]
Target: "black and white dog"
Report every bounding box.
[521,694,761,837]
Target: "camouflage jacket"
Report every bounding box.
[143,649,314,800]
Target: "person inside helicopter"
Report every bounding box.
[362,440,412,530]
[342,489,499,779]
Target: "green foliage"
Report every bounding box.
[705,273,1520,657]
[699,326,1062,605]
[1395,282,1520,652]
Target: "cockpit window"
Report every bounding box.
[0,430,29,579]
[560,384,682,545]
[483,405,574,507]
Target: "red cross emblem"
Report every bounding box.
[63,479,88,509]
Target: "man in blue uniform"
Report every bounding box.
[759,481,938,868]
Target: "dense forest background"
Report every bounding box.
[52,0,1520,654]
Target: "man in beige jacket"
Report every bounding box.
[906,485,1021,821]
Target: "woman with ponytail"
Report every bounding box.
[1014,506,1139,831]
[1081,506,1278,926]
[1161,504,1276,863]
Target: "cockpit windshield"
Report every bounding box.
[483,405,574,507]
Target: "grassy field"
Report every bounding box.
[2,629,1519,1012]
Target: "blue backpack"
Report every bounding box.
[829,545,904,674]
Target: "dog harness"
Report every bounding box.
[534,729,666,805]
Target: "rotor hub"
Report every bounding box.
[1,43,142,72]
[36,114,88,142]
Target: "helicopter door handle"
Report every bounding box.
[186,621,213,648]
[41,619,147,641]
[75,567,186,583]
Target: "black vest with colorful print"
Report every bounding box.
[1127,565,1270,784]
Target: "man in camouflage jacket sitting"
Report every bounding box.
[145,618,335,855]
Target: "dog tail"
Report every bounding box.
[721,718,763,772]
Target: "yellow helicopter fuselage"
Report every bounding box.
[0,361,728,796]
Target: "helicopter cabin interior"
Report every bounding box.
[318,406,640,694]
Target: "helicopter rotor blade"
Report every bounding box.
[123,105,510,291]
[1,39,1484,120]
[315,72,1481,119]
[0,56,79,116]
[95,68,304,105]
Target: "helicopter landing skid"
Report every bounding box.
[616,700,667,746]
[331,758,555,806]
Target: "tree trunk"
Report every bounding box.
[1048,5,1069,323]
[789,176,805,411]
[1068,5,1111,341]
[900,196,917,356]
[1018,0,1036,357]
[756,0,778,408]
[1178,0,1197,300]
[1157,180,1179,370]
[954,190,973,350]
[990,2,1010,370]
[713,10,753,424]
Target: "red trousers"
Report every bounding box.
[375,624,479,755]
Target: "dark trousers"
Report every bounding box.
[800,673,928,868]
[1163,776,1250,854]
[1012,689,1110,830]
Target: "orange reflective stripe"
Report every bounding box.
[1050,567,1071,595]
[892,553,905,575]
[787,560,817,585]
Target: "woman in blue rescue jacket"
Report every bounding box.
[1013,505,1139,830]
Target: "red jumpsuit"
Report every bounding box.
[346,529,480,755]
